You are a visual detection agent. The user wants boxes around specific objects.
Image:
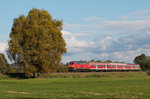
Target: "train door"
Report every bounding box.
[105,65,107,71]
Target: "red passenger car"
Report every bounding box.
[68,61,141,72]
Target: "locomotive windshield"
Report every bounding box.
[69,62,74,65]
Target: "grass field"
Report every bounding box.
[0,72,150,99]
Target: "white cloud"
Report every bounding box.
[62,30,95,53]
[100,53,109,58]
[96,36,114,50]
[0,42,8,53]
[61,30,72,36]
[62,9,150,63]
[95,20,150,34]
[95,32,150,62]
[66,37,88,48]
[62,30,92,38]
[62,30,150,63]
[112,48,150,63]
[62,30,89,48]
[63,23,89,30]
[122,9,150,20]
[147,31,150,34]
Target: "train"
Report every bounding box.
[68,61,141,72]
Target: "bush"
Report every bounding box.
[57,66,68,72]
[147,70,150,75]
[7,68,17,73]
[0,54,10,74]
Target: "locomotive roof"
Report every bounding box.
[69,61,88,64]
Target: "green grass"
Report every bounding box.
[0,72,150,99]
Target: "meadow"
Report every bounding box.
[0,72,150,99]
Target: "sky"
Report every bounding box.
[1,0,150,63]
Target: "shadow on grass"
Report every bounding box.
[15,97,47,99]
[75,97,95,99]
[5,73,25,79]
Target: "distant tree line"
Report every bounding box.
[85,59,125,63]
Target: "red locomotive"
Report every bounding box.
[68,61,141,72]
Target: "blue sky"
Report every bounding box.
[1,0,150,63]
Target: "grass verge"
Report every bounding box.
[0,72,149,99]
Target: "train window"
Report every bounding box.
[76,62,82,64]
[84,62,88,65]
[91,65,96,67]
[132,66,136,68]
[101,65,105,67]
[112,65,116,67]
[98,65,104,67]
[107,65,111,67]
[69,62,74,65]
